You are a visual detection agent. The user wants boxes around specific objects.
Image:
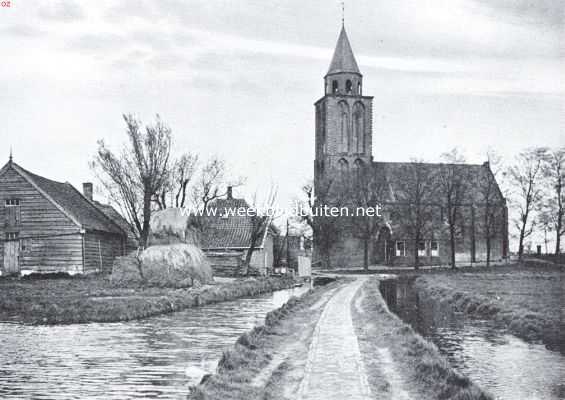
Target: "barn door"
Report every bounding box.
[3,233,20,274]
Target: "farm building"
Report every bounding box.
[200,187,277,276]
[0,158,128,275]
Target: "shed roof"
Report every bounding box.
[1,161,125,235]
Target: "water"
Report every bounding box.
[381,278,565,400]
[0,285,310,400]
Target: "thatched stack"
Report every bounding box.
[111,244,213,287]
[148,208,201,246]
[112,208,212,287]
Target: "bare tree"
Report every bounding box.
[92,114,171,248]
[478,151,505,266]
[394,160,436,269]
[540,147,565,254]
[298,181,315,230]
[349,165,388,270]
[312,175,344,269]
[507,147,547,260]
[171,153,198,208]
[242,187,278,276]
[438,149,470,269]
[193,156,244,211]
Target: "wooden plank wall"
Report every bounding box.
[0,167,83,273]
[83,230,124,273]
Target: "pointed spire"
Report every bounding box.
[326,26,361,76]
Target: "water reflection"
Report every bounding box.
[0,285,310,400]
[382,279,565,400]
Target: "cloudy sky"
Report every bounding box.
[1,0,563,211]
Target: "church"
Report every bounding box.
[313,25,509,268]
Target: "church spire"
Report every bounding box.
[326,25,361,76]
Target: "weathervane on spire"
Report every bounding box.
[9,146,13,164]
[341,0,345,27]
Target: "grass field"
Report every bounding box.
[415,264,564,351]
[0,275,296,325]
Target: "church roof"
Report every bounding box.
[372,161,505,205]
[327,26,361,76]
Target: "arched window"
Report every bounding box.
[353,158,364,181]
[332,80,338,94]
[346,80,352,94]
[357,82,362,95]
[354,158,364,169]
[337,158,349,179]
[353,102,365,153]
[338,101,350,153]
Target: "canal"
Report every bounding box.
[381,278,565,400]
[0,285,311,400]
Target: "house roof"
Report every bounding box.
[2,162,125,235]
[93,201,138,247]
[327,26,361,76]
[200,197,273,250]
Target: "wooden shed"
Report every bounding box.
[0,159,127,275]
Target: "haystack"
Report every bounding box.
[148,208,201,246]
[111,244,213,287]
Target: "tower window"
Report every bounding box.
[346,80,352,94]
[332,80,338,94]
[357,82,362,95]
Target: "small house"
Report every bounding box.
[200,187,276,276]
[0,159,128,275]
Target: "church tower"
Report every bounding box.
[314,25,373,187]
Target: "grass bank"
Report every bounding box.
[188,279,345,400]
[414,265,564,351]
[352,277,493,400]
[0,276,296,325]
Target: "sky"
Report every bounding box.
[1,0,564,226]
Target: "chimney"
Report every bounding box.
[83,182,93,201]
[227,186,233,199]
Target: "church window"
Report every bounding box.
[353,159,364,182]
[337,158,349,180]
[418,240,426,257]
[332,80,339,94]
[346,80,352,94]
[395,241,406,257]
[338,101,349,152]
[430,241,439,257]
[353,159,364,168]
[353,102,365,153]
[357,82,362,95]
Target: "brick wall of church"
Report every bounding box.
[313,201,508,269]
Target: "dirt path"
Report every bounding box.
[298,277,371,400]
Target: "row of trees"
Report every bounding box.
[299,146,564,270]
[302,149,506,270]
[507,147,564,258]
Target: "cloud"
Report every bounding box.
[473,0,565,27]
[0,24,44,38]
[67,32,125,52]
[38,0,85,21]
